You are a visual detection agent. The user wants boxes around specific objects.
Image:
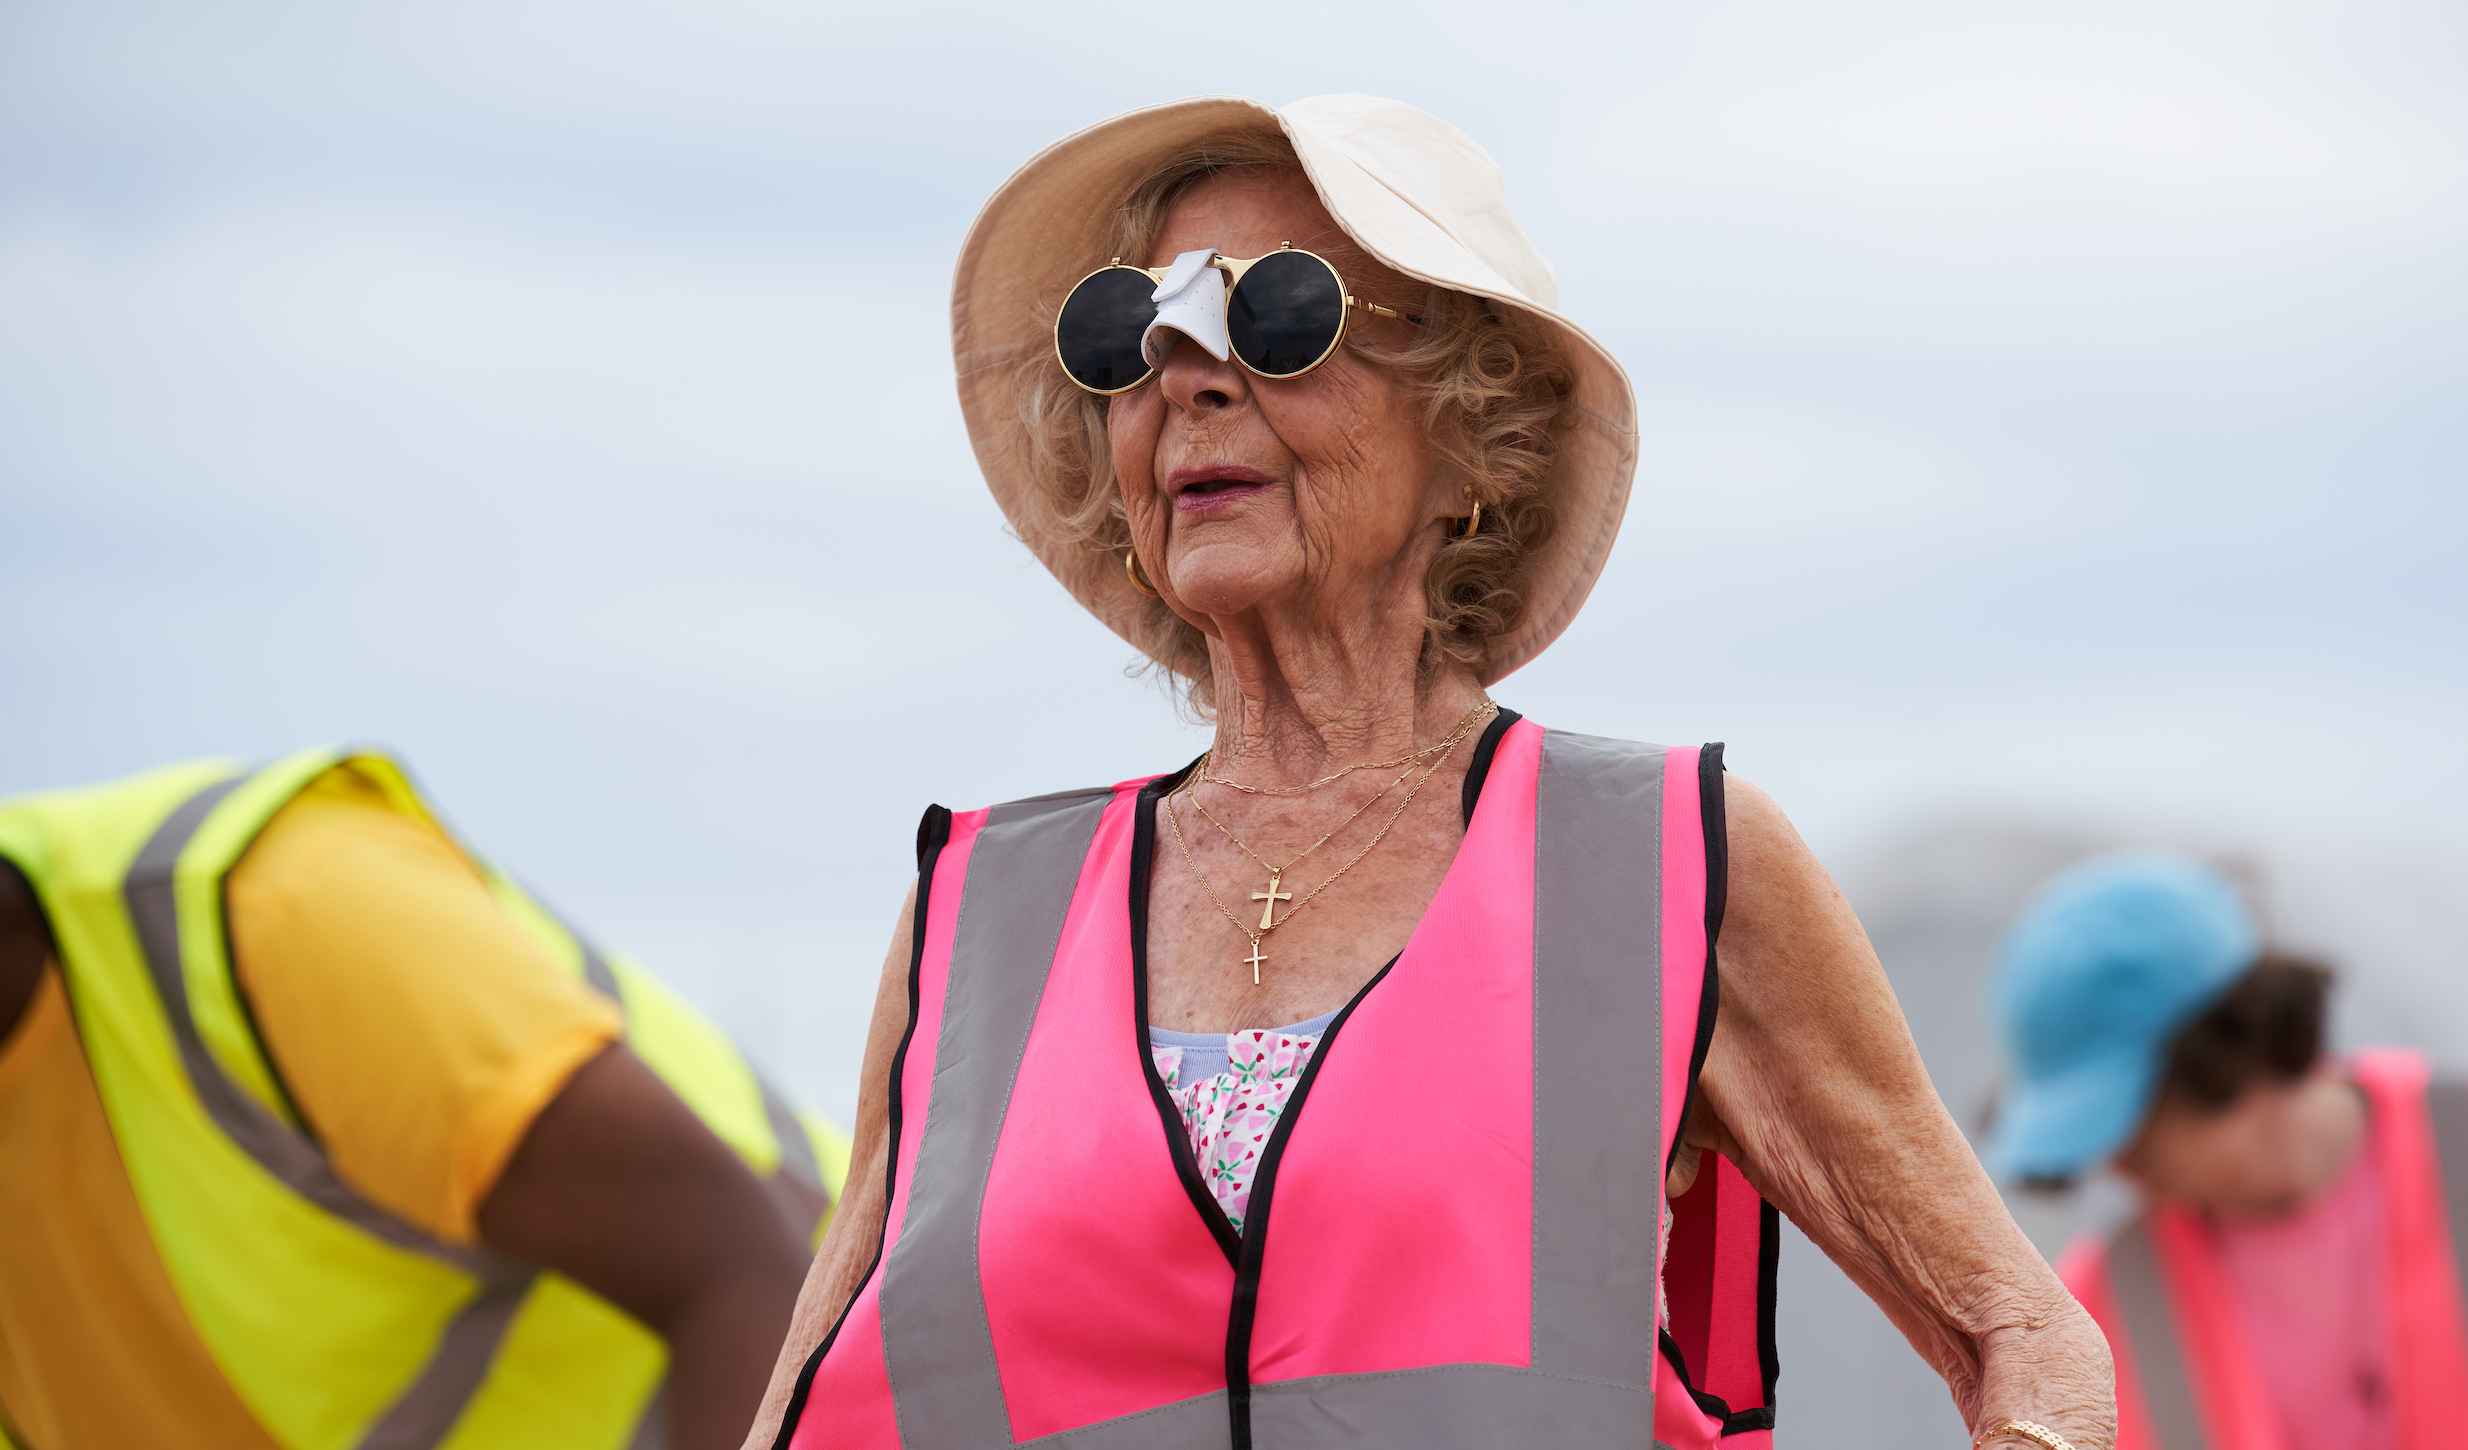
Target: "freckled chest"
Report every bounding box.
[1141,763,1471,1033]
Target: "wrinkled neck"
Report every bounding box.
[1202,651,1489,790]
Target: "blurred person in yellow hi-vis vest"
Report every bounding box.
[0,748,852,1450]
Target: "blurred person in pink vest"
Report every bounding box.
[1987,853,2468,1450]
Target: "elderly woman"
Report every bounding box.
[745,96,2111,1450]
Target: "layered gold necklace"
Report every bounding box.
[1164,699,1497,982]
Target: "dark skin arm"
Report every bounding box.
[0,859,46,1047]
[477,1048,818,1450]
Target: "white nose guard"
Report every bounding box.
[1140,249,1230,368]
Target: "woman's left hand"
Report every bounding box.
[1670,777,2116,1450]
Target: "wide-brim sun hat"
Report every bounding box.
[951,94,1639,686]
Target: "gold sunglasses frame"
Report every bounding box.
[1053,241,1417,397]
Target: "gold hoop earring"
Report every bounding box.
[1448,485,1483,542]
[1124,549,1162,598]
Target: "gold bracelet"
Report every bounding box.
[1978,1421,2076,1450]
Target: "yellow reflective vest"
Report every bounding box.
[0,748,848,1450]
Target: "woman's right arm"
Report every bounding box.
[740,880,917,1450]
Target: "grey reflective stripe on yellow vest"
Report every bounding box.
[128,775,547,1449]
[2107,1078,2468,1450]
[873,731,1675,1446]
[13,749,843,1450]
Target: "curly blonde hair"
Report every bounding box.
[1012,130,1573,715]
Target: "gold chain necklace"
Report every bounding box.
[1163,702,1494,982]
[1186,756,1417,906]
[1198,697,1497,797]
[1186,701,1494,949]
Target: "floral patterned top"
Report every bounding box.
[1149,1012,1336,1232]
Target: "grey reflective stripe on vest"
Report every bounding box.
[581,942,623,1003]
[2105,1219,2210,1450]
[875,734,1680,1445]
[1244,733,1668,1440]
[1016,1392,1227,1449]
[764,1081,822,1187]
[357,1267,540,1450]
[1531,731,1665,1389]
[1254,1364,1651,1443]
[124,775,536,1450]
[2426,1078,2468,1319]
[2103,1076,2468,1450]
[625,1388,670,1450]
[878,789,1114,1446]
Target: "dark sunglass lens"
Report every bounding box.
[1055,267,1158,391]
[1227,251,1347,377]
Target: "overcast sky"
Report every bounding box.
[4,1,2463,1134]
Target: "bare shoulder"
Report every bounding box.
[1720,774,1857,935]
[857,877,918,1106]
[1712,774,1902,1035]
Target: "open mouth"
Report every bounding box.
[1170,466,1277,512]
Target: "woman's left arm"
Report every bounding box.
[1670,777,2115,1450]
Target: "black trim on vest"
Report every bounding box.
[1129,725,1518,1450]
[1667,743,1727,1179]
[1653,1180,1779,1437]
[1223,952,1402,1450]
[1221,721,1514,1450]
[1656,1328,1772,1433]
[1757,1196,1782,1414]
[1727,1405,1780,1434]
[1654,744,1773,1437]
[770,803,951,1450]
[1129,760,1246,1267]
[1654,1321,1779,1435]
[1459,706,1522,828]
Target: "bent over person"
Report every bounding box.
[0,747,849,1450]
[1988,854,2468,1450]
[743,95,2113,1450]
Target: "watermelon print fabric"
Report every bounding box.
[1151,1027,1324,1231]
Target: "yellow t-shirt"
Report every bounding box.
[0,771,623,1450]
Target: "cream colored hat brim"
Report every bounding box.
[952,94,1637,685]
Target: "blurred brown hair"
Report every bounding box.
[2158,951,2334,1111]
[2014,951,2332,1194]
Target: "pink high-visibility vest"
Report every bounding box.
[2060,1050,2468,1450]
[776,715,1778,1449]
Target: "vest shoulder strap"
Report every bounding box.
[2104,1216,2214,1450]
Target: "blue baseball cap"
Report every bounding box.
[1984,853,2261,1182]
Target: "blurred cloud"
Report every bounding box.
[4,0,2460,1047]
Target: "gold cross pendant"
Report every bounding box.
[1243,937,1268,984]
[1250,870,1293,930]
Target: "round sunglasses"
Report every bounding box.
[1053,244,1418,396]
